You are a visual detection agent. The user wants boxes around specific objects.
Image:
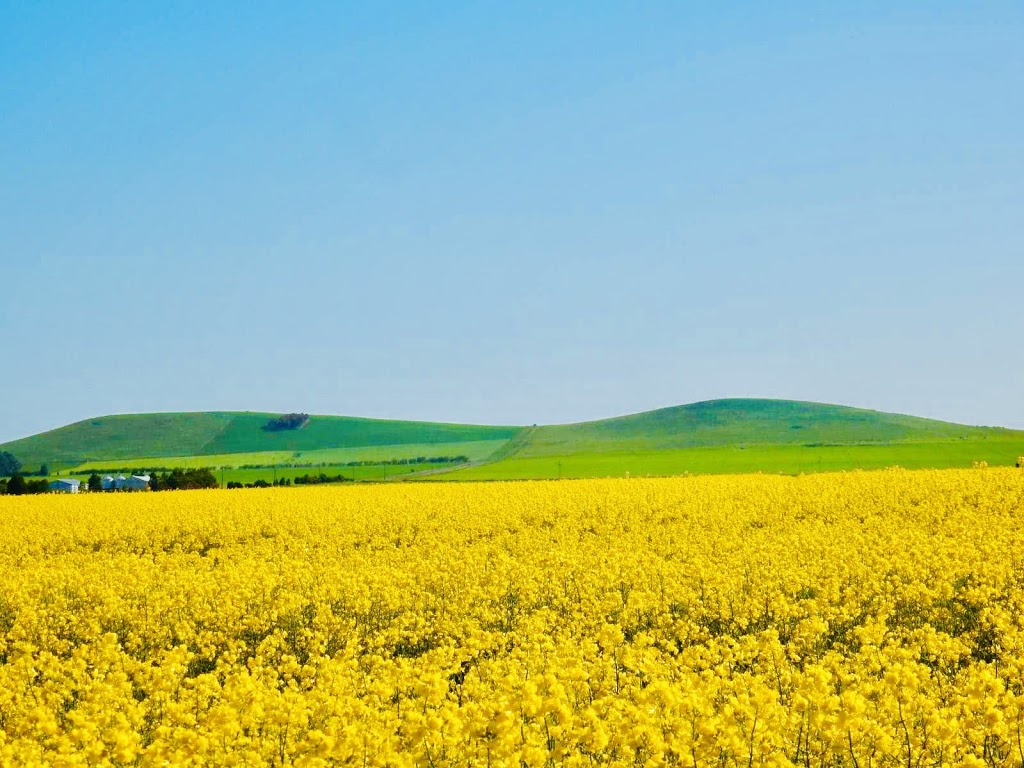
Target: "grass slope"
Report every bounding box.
[5,399,1022,479]
[439,399,1024,480]
[508,399,1011,456]
[0,412,521,468]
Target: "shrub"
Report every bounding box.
[5,473,26,495]
[0,451,21,477]
[264,414,310,432]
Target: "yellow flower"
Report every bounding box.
[0,469,1021,764]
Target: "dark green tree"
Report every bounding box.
[264,413,310,432]
[39,463,49,477]
[151,467,218,491]
[88,473,103,492]
[25,478,49,494]
[0,451,21,477]
[6,473,26,495]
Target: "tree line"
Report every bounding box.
[0,475,50,495]
[227,478,293,489]
[149,468,219,491]
[225,473,352,489]
[236,455,470,470]
[293,472,352,486]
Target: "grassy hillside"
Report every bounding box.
[0,412,521,468]
[507,399,1011,457]
[434,399,1024,480]
[4,399,1021,479]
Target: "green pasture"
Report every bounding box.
[440,439,1024,481]
[67,462,430,487]
[65,439,509,473]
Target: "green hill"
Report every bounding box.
[3,399,1022,479]
[505,398,1010,456]
[444,399,1024,480]
[0,412,521,469]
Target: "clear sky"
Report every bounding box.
[2,1,1022,442]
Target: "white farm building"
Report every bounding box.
[122,475,151,491]
[49,478,80,493]
[101,474,151,491]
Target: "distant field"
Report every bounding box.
[66,462,428,486]
[65,439,510,473]
[441,438,1024,480]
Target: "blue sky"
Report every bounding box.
[1,1,1022,442]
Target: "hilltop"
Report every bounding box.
[503,398,1006,456]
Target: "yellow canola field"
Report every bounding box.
[2,469,1024,767]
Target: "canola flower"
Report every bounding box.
[1,468,1024,766]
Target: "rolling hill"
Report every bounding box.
[446,399,1024,480]
[2,399,1022,478]
[501,398,1009,456]
[0,412,521,469]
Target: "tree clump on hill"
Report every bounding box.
[264,413,310,432]
[150,468,219,491]
[0,451,22,477]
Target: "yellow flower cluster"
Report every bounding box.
[2,469,1024,766]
